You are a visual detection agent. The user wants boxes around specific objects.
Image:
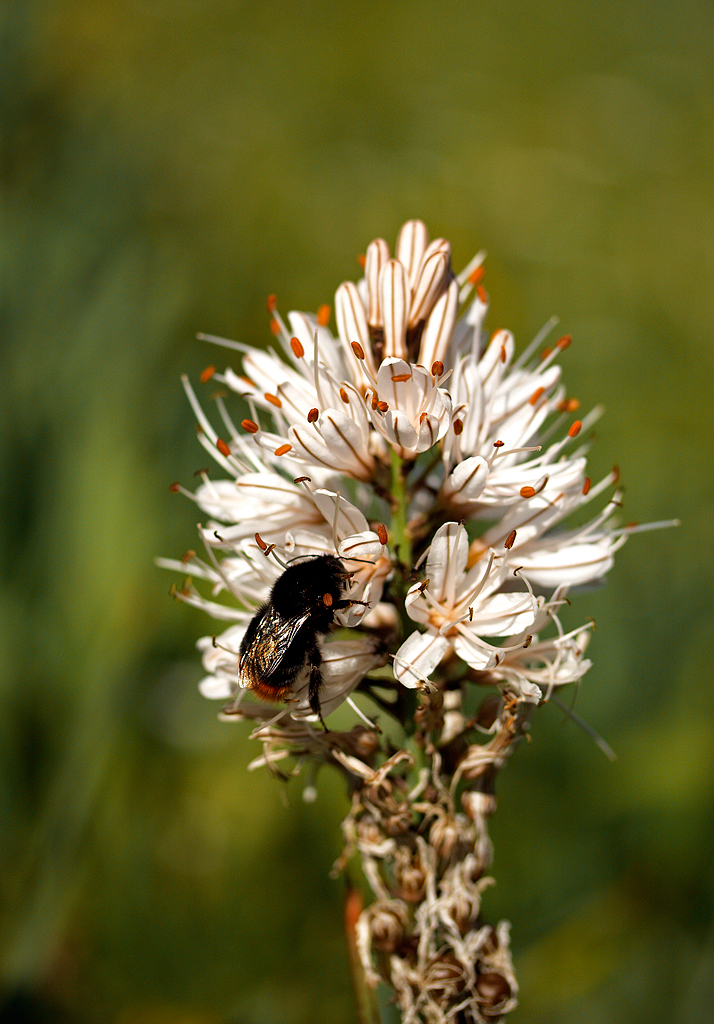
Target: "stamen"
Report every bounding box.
[317,304,331,326]
[556,398,580,413]
[468,265,485,286]
[307,408,319,423]
[520,486,536,498]
[377,524,388,545]
[241,419,259,434]
[351,340,365,360]
[216,438,231,458]
[504,530,516,549]
[312,330,326,410]
[339,387,350,404]
[568,420,582,438]
[200,365,216,383]
[431,360,444,377]
[264,393,282,408]
[453,419,463,435]
[391,373,412,383]
[274,444,292,456]
[582,477,591,495]
[290,336,305,359]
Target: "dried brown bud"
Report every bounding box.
[475,970,512,1011]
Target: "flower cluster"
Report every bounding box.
[160,219,626,738]
[160,220,639,1022]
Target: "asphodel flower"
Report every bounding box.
[159,220,668,1023]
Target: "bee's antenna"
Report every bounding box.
[255,532,290,569]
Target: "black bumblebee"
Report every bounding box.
[238,554,365,724]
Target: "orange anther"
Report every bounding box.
[504,530,517,549]
[557,334,572,350]
[520,486,536,498]
[582,477,591,495]
[339,387,350,404]
[317,304,331,326]
[378,523,388,545]
[274,444,292,456]
[468,265,485,286]
[453,419,463,435]
[264,393,282,408]
[431,360,444,377]
[255,533,268,551]
[216,438,231,457]
[568,420,582,438]
[200,365,216,383]
[391,373,411,383]
[241,419,259,434]
[307,408,319,423]
[529,387,545,406]
[266,294,277,313]
[351,341,365,360]
[169,481,181,492]
[290,337,305,358]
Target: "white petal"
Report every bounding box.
[408,248,450,328]
[444,457,489,502]
[318,409,373,474]
[518,542,615,587]
[198,675,234,700]
[365,237,390,326]
[338,530,385,563]
[419,277,459,370]
[380,260,409,360]
[311,487,370,536]
[381,409,418,451]
[335,280,377,383]
[393,630,451,688]
[426,522,469,604]
[395,220,429,287]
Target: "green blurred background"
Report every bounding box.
[2,1,711,1021]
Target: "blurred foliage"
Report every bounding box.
[2,0,713,1021]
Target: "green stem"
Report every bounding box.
[389,447,412,575]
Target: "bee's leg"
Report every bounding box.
[334,598,369,614]
[306,639,328,731]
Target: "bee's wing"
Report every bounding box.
[239,604,312,685]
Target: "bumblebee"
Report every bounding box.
[238,554,365,724]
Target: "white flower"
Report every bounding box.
[394,522,539,687]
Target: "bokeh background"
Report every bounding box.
[2,1,712,1021]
